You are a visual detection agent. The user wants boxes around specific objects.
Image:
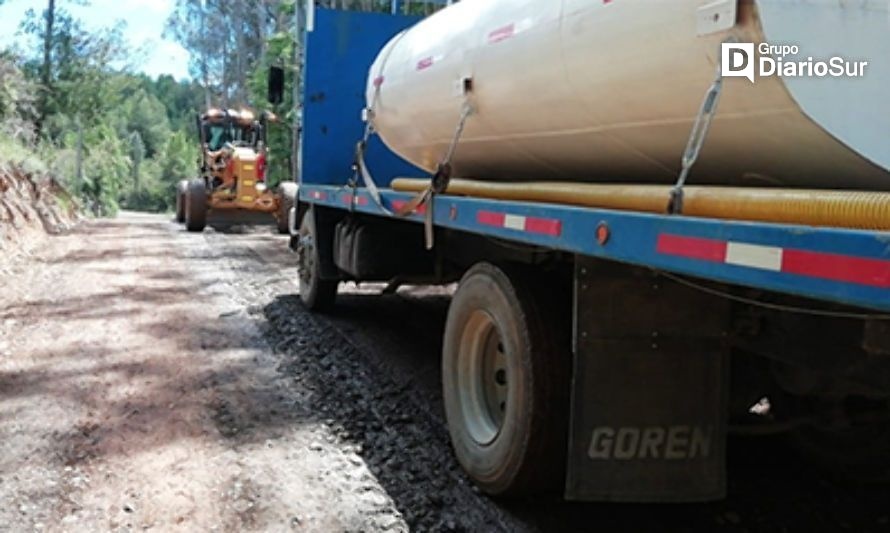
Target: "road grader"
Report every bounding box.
[175,108,296,233]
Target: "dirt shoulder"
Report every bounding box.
[0,162,77,267]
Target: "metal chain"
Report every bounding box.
[433,101,474,193]
[668,40,734,215]
[393,101,474,249]
[425,102,474,248]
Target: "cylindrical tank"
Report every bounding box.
[367,0,890,190]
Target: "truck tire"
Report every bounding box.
[789,400,890,483]
[185,179,208,233]
[442,262,570,496]
[175,180,188,223]
[277,181,298,234]
[296,207,338,311]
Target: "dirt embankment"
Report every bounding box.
[0,161,79,261]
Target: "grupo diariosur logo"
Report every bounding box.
[722,43,869,83]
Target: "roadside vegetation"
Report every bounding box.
[0,1,202,215]
[0,0,450,216]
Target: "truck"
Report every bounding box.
[275,2,890,502]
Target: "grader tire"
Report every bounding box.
[175,180,188,223]
[185,179,208,233]
[442,262,571,496]
[789,401,890,484]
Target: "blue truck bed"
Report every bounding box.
[300,183,890,312]
[297,8,889,314]
[293,6,890,504]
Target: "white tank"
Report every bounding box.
[367,0,890,190]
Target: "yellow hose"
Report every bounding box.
[391,178,890,231]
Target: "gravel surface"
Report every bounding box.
[1,212,888,532]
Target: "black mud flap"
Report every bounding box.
[566,258,731,502]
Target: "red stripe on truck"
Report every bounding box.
[782,249,890,288]
[341,194,368,207]
[657,233,890,288]
[524,216,562,236]
[477,211,506,227]
[391,200,427,215]
[476,211,562,237]
[656,234,728,263]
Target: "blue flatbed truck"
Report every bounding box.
[281,5,890,502]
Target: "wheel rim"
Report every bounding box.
[458,310,509,446]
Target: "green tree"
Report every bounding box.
[160,130,197,184]
[121,89,171,158]
[129,130,145,192]
[10,2,206,215]
[80,123,129,216]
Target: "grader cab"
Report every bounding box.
[175,108,296,233]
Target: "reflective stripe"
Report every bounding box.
[477,211,562,237]
[657,233,890,288]
[725,242,783,272]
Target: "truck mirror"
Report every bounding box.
[268,66,285,105]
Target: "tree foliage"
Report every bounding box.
[2,1,448,216]
[1,1,201,215]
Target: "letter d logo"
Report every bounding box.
[722,43,755,83]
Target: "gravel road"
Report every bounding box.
[1,212,888,532]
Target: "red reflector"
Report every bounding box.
[596,223,611,245]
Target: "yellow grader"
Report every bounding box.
[175,108,296,233]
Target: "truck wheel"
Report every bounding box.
[296,208,337,311]
[442,262,570,496]
[185,179,208,233]
[277,181,298,234]
[789,399,890,483]
[175,180,188,223]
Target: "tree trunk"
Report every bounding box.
[75,119,83,189]
[201,0,211,108]
[37,0,55,135]
[234,0,247,105]
[257,0,266,67]
[222,24,230,108]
